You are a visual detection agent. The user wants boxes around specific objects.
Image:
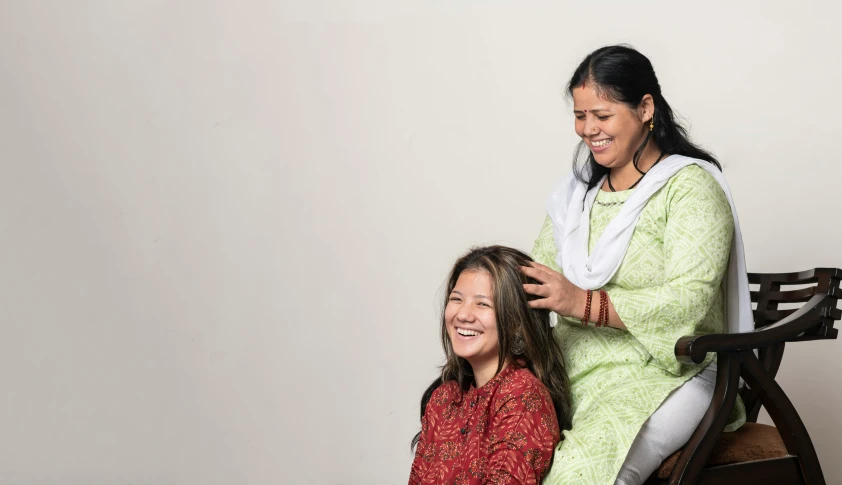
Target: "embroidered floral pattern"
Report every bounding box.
[469,457,488,478]
[503,430,527,450]
[439,441,460,461]
[521,388,542,412]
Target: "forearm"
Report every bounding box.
[562,286,627,330]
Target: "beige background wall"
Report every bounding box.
[1,1,840,484]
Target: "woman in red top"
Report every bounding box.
[409,246,572,484]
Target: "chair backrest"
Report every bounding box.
[749,268,842,337]
[741,268,842,421]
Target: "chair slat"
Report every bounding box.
[764,287,817,303]
[748,268,842,286]
[753,308,797,322]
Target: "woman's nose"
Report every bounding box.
[583,117,597,136]
[456,305,476,322]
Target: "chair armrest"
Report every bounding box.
[675,294,829,364]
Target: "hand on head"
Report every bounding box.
[520,262,585,317]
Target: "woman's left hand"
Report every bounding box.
[521,262,586,318]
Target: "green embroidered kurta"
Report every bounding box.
[533,165,745,485]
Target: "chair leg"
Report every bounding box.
[744,342,786,422]
[741,350,825,484]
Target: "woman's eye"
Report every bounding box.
[449,297,462,303]
[575,115,585,120]
[597,115,610,121]
[478,302,491,308]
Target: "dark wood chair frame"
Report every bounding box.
[650,268,842,485]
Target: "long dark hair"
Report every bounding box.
[411,246,572,448]
[567,44,721,192]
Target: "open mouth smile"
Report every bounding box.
[456,327,483,337]
[590,138,613,152]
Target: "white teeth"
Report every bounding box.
[457,328,481,337]
[592,139,612,147]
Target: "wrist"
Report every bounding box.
[579,289,593,325]
[566,286,588,319]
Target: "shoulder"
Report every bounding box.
[662,162,729,213]
[492,368,553,412]
[509,367,546,392]
[667,163,720,191]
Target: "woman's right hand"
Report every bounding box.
[522,262,626,329]
[520,262,587,318]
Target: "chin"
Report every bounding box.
[592,156,613,168]
[593,154,621,169]
[451,345,480,362]
[451,347,475,361]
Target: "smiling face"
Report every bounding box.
[572,84,653,170]
[444,270,500,372]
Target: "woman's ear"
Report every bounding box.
[638,94,655,123]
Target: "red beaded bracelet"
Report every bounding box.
[581,289,593,326]
[603,290,610,327]
[597,290,608,327]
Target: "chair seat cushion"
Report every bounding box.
[656,422,789,479]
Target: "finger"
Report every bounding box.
[529,261,555,274]
[523,283,550,297]
[520,265,548,283]
[527,298,552,309]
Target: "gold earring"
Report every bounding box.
[649,119,654,131]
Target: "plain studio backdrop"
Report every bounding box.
[1,1,841,484]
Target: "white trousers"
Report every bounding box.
[614,362,717,485]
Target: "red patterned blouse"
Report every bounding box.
[408,365,560,485]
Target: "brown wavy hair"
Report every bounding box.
[412,245,571,448]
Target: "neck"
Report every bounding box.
[471,358,508,388]
[607,139,663,191]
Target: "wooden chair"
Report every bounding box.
[645,268,842,485]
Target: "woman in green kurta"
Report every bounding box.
[521,46,748,485]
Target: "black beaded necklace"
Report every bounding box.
[607,151,667,192]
